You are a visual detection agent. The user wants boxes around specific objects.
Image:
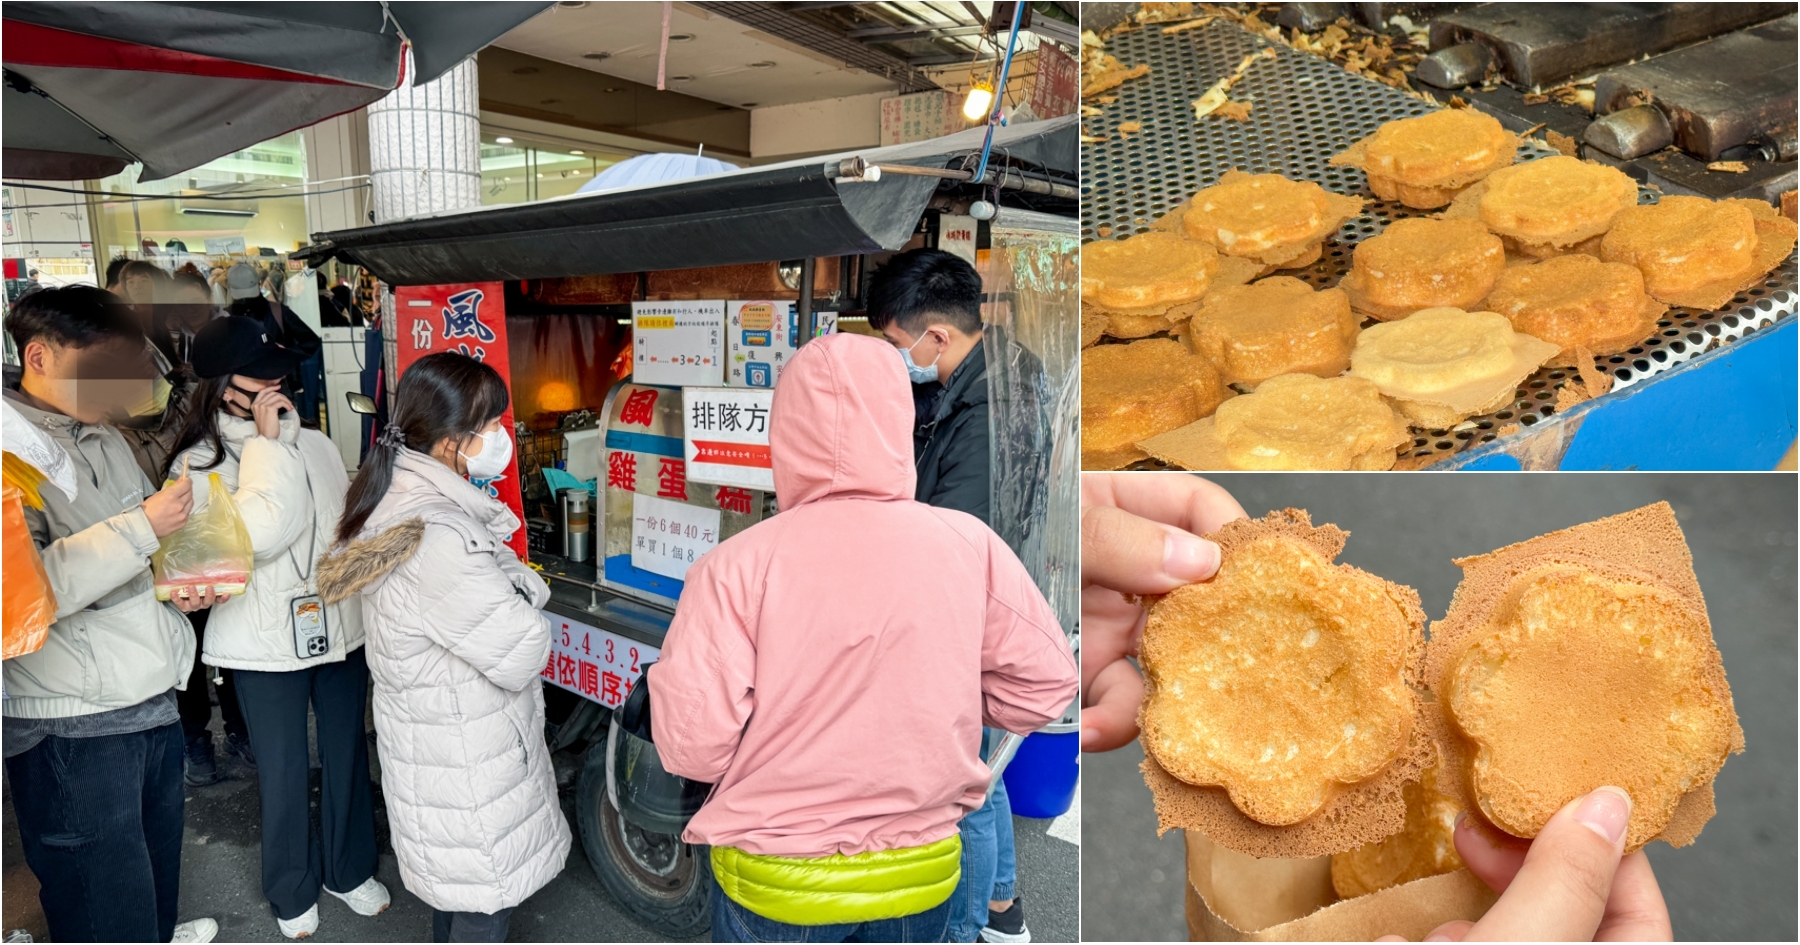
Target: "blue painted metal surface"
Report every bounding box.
[1447,317,1796,471]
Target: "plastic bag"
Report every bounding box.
[2,477,56,660]
[152,472,254,601]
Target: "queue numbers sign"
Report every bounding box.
[541,613,657,709]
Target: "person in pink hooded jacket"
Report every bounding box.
[649,332,1078,942]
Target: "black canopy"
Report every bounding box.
[294,115,1077,286]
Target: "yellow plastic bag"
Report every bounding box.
[152,472,254,601]
[2,478,56,660]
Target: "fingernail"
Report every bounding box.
[1079,726,1097,750]
[1163,531,1221,582]
[1573,786,1632,846]
[1424,935,1454,943]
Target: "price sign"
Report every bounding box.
[633,300,725,386]
[630,492,722,581]
[540,614,659,708]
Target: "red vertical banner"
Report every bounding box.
[393,282,529,560]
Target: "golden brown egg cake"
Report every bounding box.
[1082,232,1221,311]
[1601,195,1798,310]
[1180,171,1364,269]
[1331,108,1517,209]
[1427,502,1744,854]
[1187,277,1360,388]
[1482,254,1667,364]
[1339,218,1506,321]
[1135,374,1410,471]
[1139,509,1436,858]
[1088,299,1199,340]
[1081,339,1230,470]
[1330,753,1465,898]
[1459,156,1640,258]
[1080,309,1109,348]
[1348,307,1561,429]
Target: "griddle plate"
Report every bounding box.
[1082,18,1797,466]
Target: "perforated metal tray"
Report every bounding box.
[1082,18,1798,465]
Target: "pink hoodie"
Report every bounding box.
[650,332,1078,858]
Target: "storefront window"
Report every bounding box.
[92,131,310,265]
[481,133,634,205]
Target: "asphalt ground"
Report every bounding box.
[1081,473,1797,942]
[5,716,1079,942]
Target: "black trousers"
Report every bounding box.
[5,722,184,942]
[432,907,515,943]
[232,647,378,921]
[176,609,247,743]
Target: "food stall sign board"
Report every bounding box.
[393,282,527,560]
[540,612,658,709]
[727,301,837,389]
[630,493,721,581]
[633,300,725,387]
[683,386,775,491]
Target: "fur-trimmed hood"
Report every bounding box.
[317,517,425,604]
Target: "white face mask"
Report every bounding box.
[459,428,513,480]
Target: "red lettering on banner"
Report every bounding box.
[620,389,659,427]
[692,441,772,468]
[657,457,688,500]
[578,660,600,698]
[715,486,753,514]
[607,451,637,491]
[542,652,555,679]
[557,654,577,688]
[602,671,624,706]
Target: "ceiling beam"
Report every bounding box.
[847,23,985,40]
[693,1,940,93]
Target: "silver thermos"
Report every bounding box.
[561,489,591,563]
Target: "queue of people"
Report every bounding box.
[3,248,1075,944]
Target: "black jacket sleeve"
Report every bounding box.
[923,404,991,526]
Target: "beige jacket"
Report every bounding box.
[317,448,568,914]
[171,412,364,672]
[2,390,194,719]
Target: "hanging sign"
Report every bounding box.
[633,300,725,386]
[683,386,775,491]
[726,300,837,388]
[392,282,527,560]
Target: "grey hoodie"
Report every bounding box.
[2,389,194,721]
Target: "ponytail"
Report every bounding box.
[334,352,510,545]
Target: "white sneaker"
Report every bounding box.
[171,918,219,944]
[326,876,392,916]
[276,904,319,939]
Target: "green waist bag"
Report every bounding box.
[711,834,962,926]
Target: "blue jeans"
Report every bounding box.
[4,722,185,942]
[948,728,1018,942]
[710,879,954,942]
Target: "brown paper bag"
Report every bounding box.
[1184,831,1497,942]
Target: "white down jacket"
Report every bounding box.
[316,447,569,914]
[171,412,364,672]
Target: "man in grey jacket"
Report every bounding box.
[3,287,222,944]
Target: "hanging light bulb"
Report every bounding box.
[962,81,995,122]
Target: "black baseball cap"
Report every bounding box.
[190,315,307,380]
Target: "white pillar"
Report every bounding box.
[366,52,483,395]
[366,52,483,224]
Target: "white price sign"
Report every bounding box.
[540,613,658,709]
[631,492,721,581]
[633,300,725,387]
[683,386,774,491]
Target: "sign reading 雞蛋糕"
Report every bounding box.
[682,387,774,491]
[633,300,724,387]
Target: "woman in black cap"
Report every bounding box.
[166,315,389,939]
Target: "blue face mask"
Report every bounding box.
[899,331,941,384]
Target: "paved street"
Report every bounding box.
[1082,473,1798,942]
[5,728,1079,942]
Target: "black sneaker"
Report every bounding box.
[980,899,1030,944]
[184,735,220,786]
[224,732,257,769]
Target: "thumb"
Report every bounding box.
[1081,505,1221,594]
[1468,787,1633,941]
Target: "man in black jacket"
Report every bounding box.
[866,247,1040,944]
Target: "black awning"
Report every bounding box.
[295,115,1076,286]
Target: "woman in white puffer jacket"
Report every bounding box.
[316,352,569,944]
[168,315,388,939]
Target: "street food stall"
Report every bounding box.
[296,115,1078,936]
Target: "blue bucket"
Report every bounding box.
[1001,728,1079,819]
